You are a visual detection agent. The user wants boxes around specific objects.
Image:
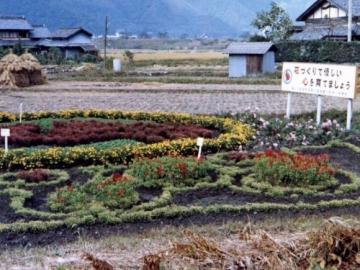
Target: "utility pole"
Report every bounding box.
[347,0,353,130]
[104,16,108,70]
[348,0,353,42]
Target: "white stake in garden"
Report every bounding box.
[197,137,204,160]
[19,103,23,123]
[1,128,10,154]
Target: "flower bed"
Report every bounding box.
[4,120,214,147]
[1,141,360,245]
[0,110,252,170]
[254,150,336,187]
[128,156,214,188]
[233,110,346,151]
[48,172,139,212]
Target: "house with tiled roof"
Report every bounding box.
[0,16,33,39]
[48,27,97,59]
[0,16,98,59]
[292,0,360,40]
[30,25,51,40]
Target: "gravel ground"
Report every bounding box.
[0,81,359,115]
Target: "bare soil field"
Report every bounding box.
[2,81,360,115]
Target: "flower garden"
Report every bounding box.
[1,109,360,250]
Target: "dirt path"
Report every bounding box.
[1,81,360,115]
[23,80,281,92]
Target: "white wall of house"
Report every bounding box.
[310,2,346,19]
[262,51,276,74]
[68,32,91,44]
[229,55,246,78]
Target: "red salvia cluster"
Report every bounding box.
[96,173,130,190]
[156,166,165,178]
[257,150,335,176]
[176,162,189,178]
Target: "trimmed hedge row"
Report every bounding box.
[0,110,252,170]
[276,40,360,63]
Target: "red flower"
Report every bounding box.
[176,162,188,178]
[117,188,125,197]
[156,166,165,178]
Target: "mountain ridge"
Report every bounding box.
[0,0,314,37]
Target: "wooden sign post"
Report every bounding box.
[282,62,359,130]
[1,128,10,154]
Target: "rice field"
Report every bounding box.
[103,49,227,62]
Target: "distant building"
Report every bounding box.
[49,27,98,59]
[0,16,33,39]
[292,0,360,41]
[129,34,138,39]
[226,42,276,78]
[30,25,51,40]
[0,16,98,59]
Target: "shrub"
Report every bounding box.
[276,40,360,63]
[80,53,99,63]
[16,169,49,183]
[226,152,256,163]
[130,156,214,188]
[254,150,335,187]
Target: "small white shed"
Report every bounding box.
[226,42,276,78]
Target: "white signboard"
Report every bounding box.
[282,62,359,99]
[1,128,10,154]
[196,137,204,147]
[1,129,10,137]
[197,137,204,160]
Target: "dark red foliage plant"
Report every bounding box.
[5,120,215,147]
[16,169,49,183]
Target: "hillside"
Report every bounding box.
[0,0,314,37]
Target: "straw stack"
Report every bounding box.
[19,52,42,71]
[20,52,46,85]
[0,51,46,88]
[0,52,25,88]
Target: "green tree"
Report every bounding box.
[123,50,134,65]
[13,39,25,55]
[252,2,293,42]
[158,32,168,39]
[48,47,64,65]
[0,47,9,58]
[249,35,270,42]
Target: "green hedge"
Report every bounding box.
[276,40,360,63]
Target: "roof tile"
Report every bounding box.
[226,42,275,55]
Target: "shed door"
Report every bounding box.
[229,55,246,78]
[246,55,263,74]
